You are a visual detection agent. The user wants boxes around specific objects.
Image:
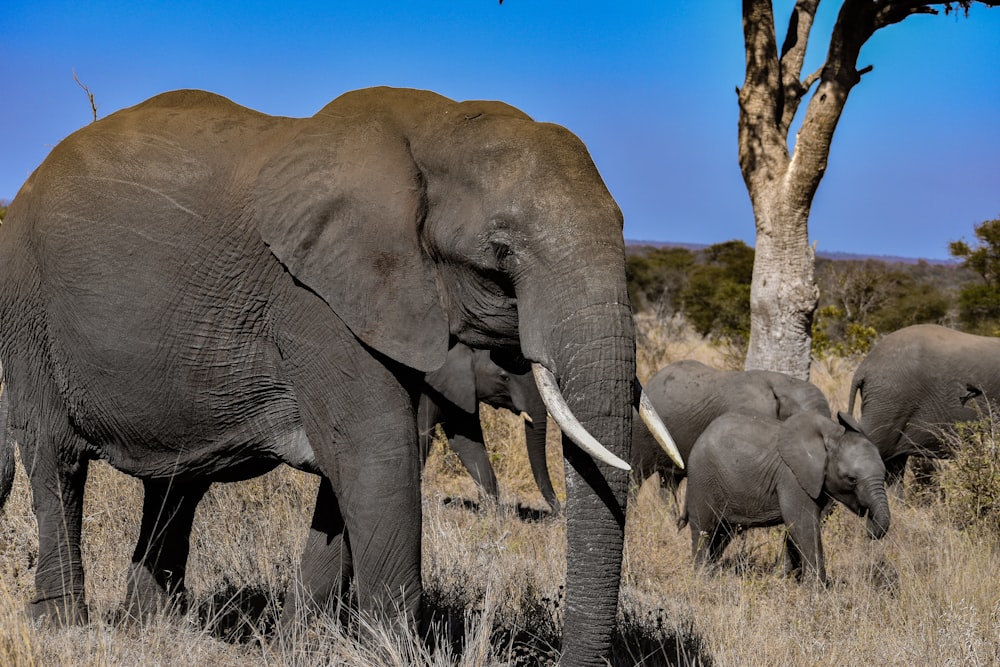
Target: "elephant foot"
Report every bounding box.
[124,563,190,622]
[28,594,89,626]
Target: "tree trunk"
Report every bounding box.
[744,190,818,378]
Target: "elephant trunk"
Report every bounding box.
[544,304,634,667]
[861,478,890,540]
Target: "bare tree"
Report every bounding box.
[821,260,895,323]
[738,0,998,379]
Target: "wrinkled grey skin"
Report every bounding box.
[848,324,1000,488]
[0,374,11,509]
[632,359,831,490]
[419,343,558,512]
[681,411,889,584]
[0,87,635,665]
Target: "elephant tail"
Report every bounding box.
[847,373,863,419]
[0,373,13,510]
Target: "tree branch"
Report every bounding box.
[801,66,823,93]
[778,0,819,134]
[72,69,98,123]
[738,0,788,192]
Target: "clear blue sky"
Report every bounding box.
[2,2,998,260]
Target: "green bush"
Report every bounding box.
[626,240,753,345]
[950,217,1000,333]
[625,246,694,314]
[680,240,753,342]
[938,407,1000,536]
[811,305,877,358]
[956,283,1000,336]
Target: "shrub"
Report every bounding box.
[950,217,1000,333]
[937,404,1000,536]
[626,246,695,316]
[811,305,877,358]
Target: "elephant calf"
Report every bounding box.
[630,359,831,492]
[418,343,559,512]
[680,411,889,584]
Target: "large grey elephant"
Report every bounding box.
[680,411,889,584]
[631,359,831,489]
[419,342,558,512]
[848,324,999,486]
[0,87,680,666]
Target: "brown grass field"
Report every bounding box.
[1,314,998,665]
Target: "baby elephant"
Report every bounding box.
[680,411,889,584]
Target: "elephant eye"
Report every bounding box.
[490,241,514,269]
[846,474,858,486]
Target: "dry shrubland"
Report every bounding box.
[1,314,998,665]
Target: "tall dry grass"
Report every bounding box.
[0,314,997,665]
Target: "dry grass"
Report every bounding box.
[1,318,998,665]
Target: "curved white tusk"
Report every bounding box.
[634,378,685,470]
[531,364,631,471]
[518,411,534,423]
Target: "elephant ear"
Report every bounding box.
[777,413,830,500]
[424,344,478,414]
[254,116,449,373]
[837,410,865,436]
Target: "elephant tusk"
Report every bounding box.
[519,411,534,423]
[531,364,631,471]
[633,378,685,470]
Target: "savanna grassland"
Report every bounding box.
[1,314,998,665]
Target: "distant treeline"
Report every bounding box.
[626,226,999,356]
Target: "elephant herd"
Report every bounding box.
[434,354,890,584]
[444,324,994,586]
[0,85,989,665]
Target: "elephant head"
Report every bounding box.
[424,344,537,419]
[778,411,890,540]
[250,87,670,664]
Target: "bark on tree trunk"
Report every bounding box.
[744,191,817,379]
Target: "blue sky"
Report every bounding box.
[2,2,997,260]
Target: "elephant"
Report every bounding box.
[680,411,890,584]
[0,376,10,509]
[631,359,831,491]
[418,342,559,512]
[848,324,999,487]
[0,86,681,665]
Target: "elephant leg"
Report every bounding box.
[782,533,803,577]
[443,411,501,506]
[276,280,424,626]
[885,455,908,498]
[524,418,560,513]
[285,333,423,625]
[708,524,735,564]
[20,429,90,624]
[336,421,422,621]
[280,476,353,631]
[780,495,826,584]
[125,478,209,619]
[416,393,442,468]
[688,514,722,569]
